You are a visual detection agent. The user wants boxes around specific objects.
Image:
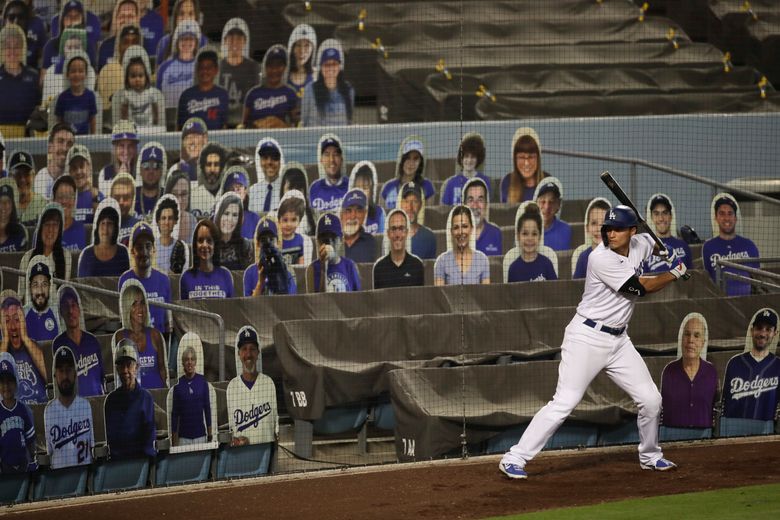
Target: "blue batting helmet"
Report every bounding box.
[601,205,638,246]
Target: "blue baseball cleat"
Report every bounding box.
[640,458,677,471]
[499,461,528,480]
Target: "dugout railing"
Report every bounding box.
[715,257,780,293]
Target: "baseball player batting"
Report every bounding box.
[499,205,689,479]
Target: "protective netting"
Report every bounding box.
[0,0,779,502]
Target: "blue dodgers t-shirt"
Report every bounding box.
[25,307,60,342]
[180,267,235,300]
[0,233,26,253]
[364,207,385,235]
[573,247,593,279]
[702,235,760,296]
[156,57,195,109]
[507,254,558,283]
[62,221,87,251]
[381,178,435,209]
[54,88,98,135]
[309,177,349,213]
[499,175,536,204]
[177,85,230,130]
[476,222,502,257]
[52,331,105,397]
[141,10,165,57]
[411,225,437,260]
[75,189,104,224]
[119,269,172,334]
[241,210,260,241]
[9,346,47,404]
[282,233,306,266]
[543,218,572,252]
[440,172,492,206]
[643,236,693,274]
[244,84,298,124]
[310,258,361,293]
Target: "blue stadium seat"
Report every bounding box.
[598,421,640,446]
[155,450,213,486]
[0,474,29,504]
[659,426,712,442]
[719,417,774,437]
[92,458,150,493]
[312,405,369,435]
[371,402,395,431]
[32,466,89,500]
[216,442,274,480]
[485,422,598,454]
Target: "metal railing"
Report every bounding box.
[0,266,227,381]
[714,257,780,292]
[545,147,780,207]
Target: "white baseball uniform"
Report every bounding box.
[502,234,664,468]
[227,374,278,445]
[44,396,94,470]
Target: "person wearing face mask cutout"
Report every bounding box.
[306,213,360,293]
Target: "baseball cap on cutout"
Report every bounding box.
[140,145,163,163]
[536,182,561,199]
[753,308,778,329]
[131,222,154,244]
[650,194,672,212]
[402,139,424,156]
[714,196,737,213]
[320,47,341,63]
[320,138,341,154]
[9,151,34,171]
[54,347,76,368]
[115,340,138,364]
[28,260,51,281]
[317,213,342,238]
[342,188,367,209]
[182,118,208,138]
[237,327,259,348]
[401,182,423,199]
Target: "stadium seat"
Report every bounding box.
[0,473,29,504]
[719,417,775,437]
[32,465,89,500]
[659,426,712,442]
[92,458,150,493]
[371,402,395,431]
[597,421,640,446]
[215,442,274,480]
[485,422,599,454]
[312,405,369,435]
[155,450,213,486]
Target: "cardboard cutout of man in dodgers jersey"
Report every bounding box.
[722,308,780,422]
[44,345,95,469]
[227,326,278,446]
[166,332,217,452]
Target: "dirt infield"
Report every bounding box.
[8,437,780,520]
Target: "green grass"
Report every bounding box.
[482,483,780,520]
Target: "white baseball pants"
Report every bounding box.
[502,317,663,468]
